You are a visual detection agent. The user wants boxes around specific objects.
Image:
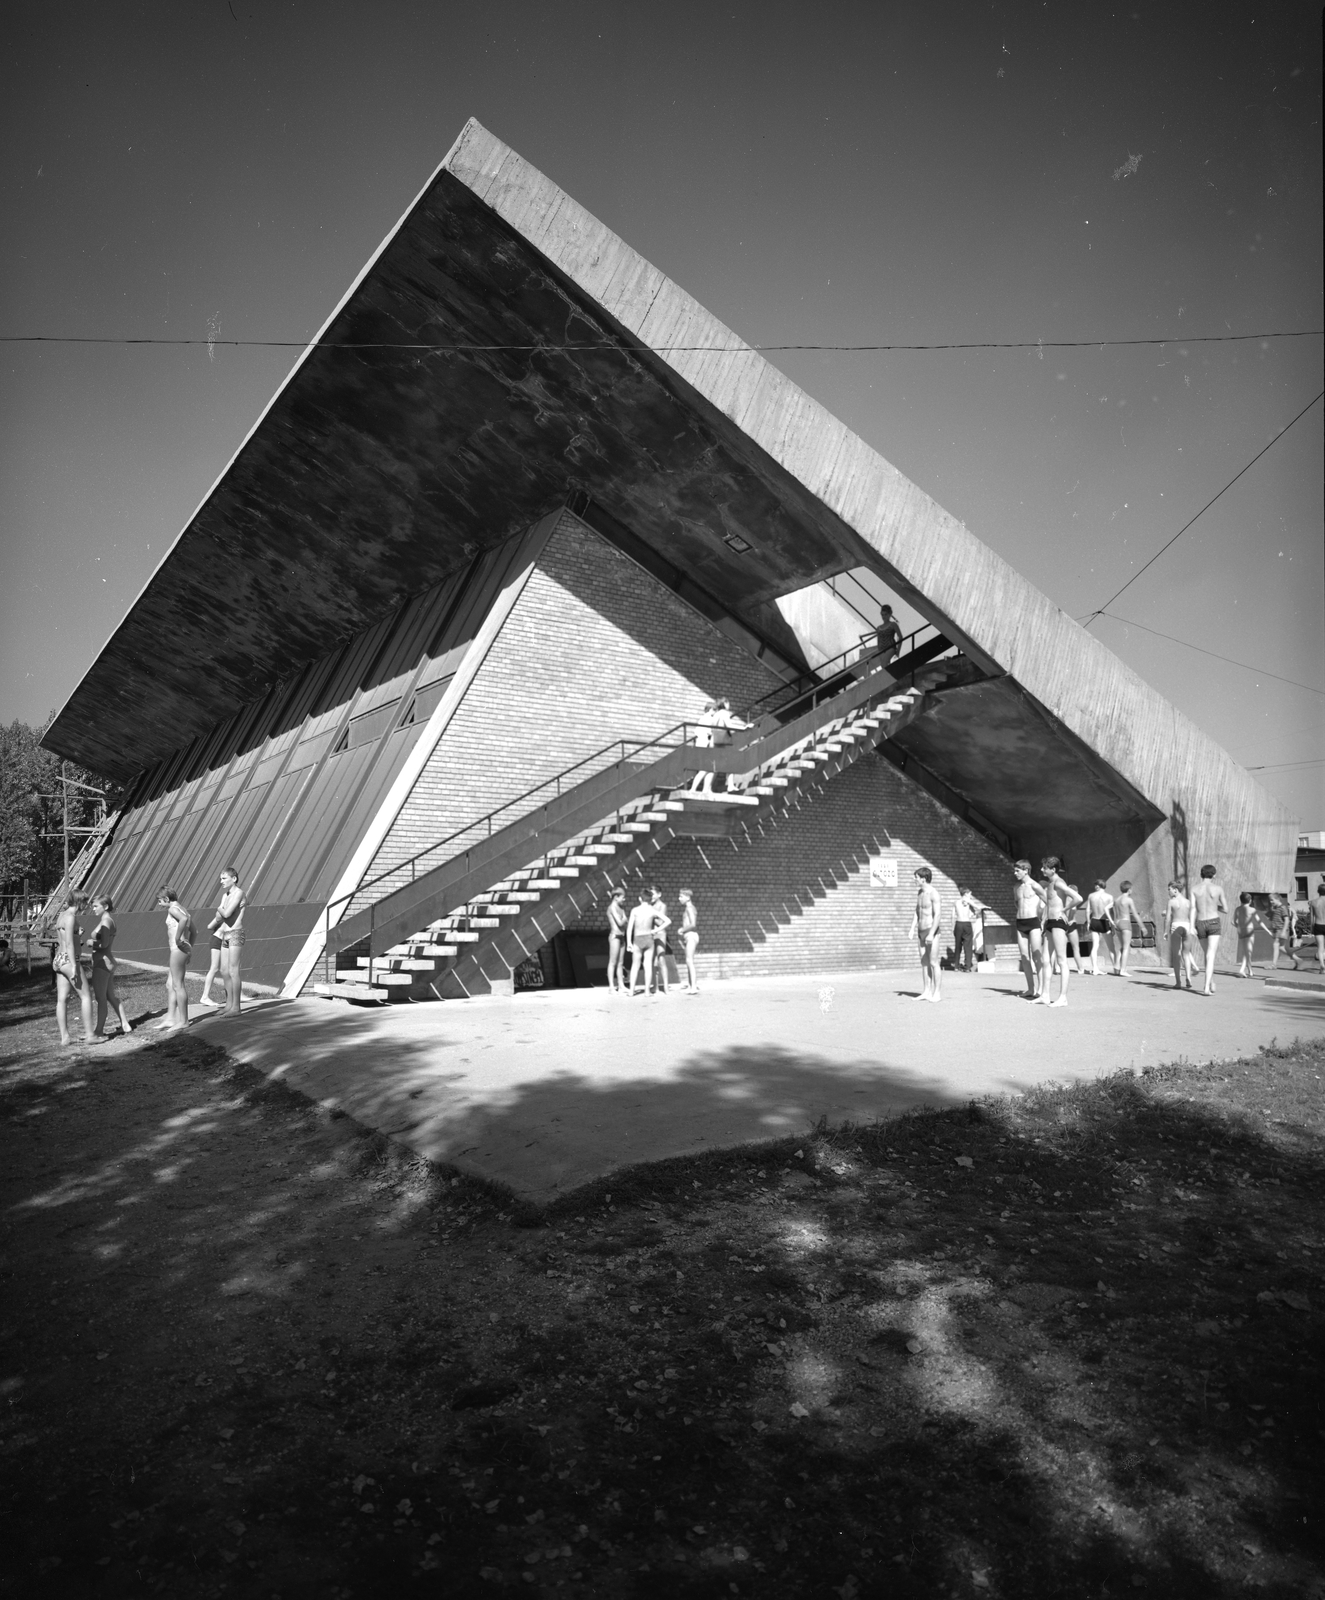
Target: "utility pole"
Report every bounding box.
[61,761,70,885]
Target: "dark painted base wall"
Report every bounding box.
[106,904,324,994]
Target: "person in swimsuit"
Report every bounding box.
[875,604,903,665]
[87,894,133,1036]
[156,886,194,1029]
[606,887,628,994]
[1034,857,1080,1007]
[677,889,700,994]
[625,888,655,997]
[1233,893,1265,979]
[1267,894,1299,971]
[1110,880,1139,976]
[1063,887,1088,976]
[204,867,248,1017]
[1311,881,1325,975]
[908,866,942,1002]
[197,925,227,1008]
[1191,863,1229,995]
[53,891,95,1047]
[648,886,672,996]
[1162,881,1197,990]
[1012,859,1045,997]
[1084,880,1114,977]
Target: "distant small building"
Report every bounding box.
[1296,832,1325,904]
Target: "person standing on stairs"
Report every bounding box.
[1191,863,1228,996]
[690,698,749,796]
[606,887,628,994]
[876,604,903,666]
[626,888,655,996]
[908,867,943,1002]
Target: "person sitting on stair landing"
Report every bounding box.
[689,698,750,795]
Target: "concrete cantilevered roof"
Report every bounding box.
[46,119,1295,897]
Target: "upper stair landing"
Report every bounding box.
[312,645,976,1002]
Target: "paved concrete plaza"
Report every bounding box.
[192,961,1325,1203]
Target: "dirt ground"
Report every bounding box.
[2,965,1322,1599]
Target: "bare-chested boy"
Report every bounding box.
[1084,880,1114,977]
[1233,893,1265,979]
[1162,881,1197,990]
[1034,857,1080,1007]
[1311,882,1325,975]
[908,867,942,1002]
[53,891,95,1047]
[1110,880,1138,976]
[1191,863,1229,996]
[1012,859,1044,998]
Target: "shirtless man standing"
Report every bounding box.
[1084,880,1114,977]
[1110,880,1139,976]
[1191,863,1229,996]
[1310,881,1325,975]
[1012,859,1045,999]
[908,866,942,1002]
[1035,857,1081,1008]
[207,867,247,1017]
[53,891,95,1047]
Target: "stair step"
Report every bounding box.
[522,879,562,889]
[367,972,415,987]
[633,812,672,823]
[651,801,687,812]
[429,929,481,941]
[315,982,389,1003]
[547,855,597,867]
[598,833,634,844]
[547,868,580,878]
[416,944,458,957]
[620,822,653,834]
[581,844,617,856]
[691,792,761,806]
[453,917,501,929]
[467,903,521,916]
[493,893,542,904]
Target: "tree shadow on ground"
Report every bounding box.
[1,968,1322,1597]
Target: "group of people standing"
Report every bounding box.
[50,869,248,1046]
[605,884,700,996]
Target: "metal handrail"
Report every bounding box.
[740,622,941,724]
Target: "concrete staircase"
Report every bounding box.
[315,679,927,1004]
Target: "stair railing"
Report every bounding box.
[318,640,952,987]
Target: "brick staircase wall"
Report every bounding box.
[361,508,783,887]
[560,748,1016,978]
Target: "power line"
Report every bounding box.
[1,330,1321,352]
[1082,390,1325,625]
[1246,757,1325,771]
[1094,611,1325,696]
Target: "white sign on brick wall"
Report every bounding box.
[869,856,898,888]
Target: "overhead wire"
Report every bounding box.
[1,330,1321,352]
[1092,612,1325,696]
[1081,389,1325,626]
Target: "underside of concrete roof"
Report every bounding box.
[44,118,1295,896]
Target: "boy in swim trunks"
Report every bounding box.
[1012,859,1044,998]
[908,866,943,1002]
[1035,857,1080,1007]
[1191,863,1229,995]
[53,891,95,1047]
[1110,880,1139,976]
[1162,881,1197,990]
[606,887,628,994]
[648,886,672,996]
[1233,893,1265,978]
[1084,880,1114,977]
[1311,881,1325,975]
[626,888,655,996]
[206,867,247,1017]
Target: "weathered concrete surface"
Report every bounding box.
[193,967,1325,1203]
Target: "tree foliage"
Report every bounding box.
[0,717,123,894]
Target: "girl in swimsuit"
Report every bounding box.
[87,894,133,1036]
[1162,882,1197,990]
[606,887,628,994]
[677,889,700,994]
[1034,857,1080,1007]
[53,891,95,1047]
[156,886,194,1029]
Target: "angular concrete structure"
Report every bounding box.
[43,120,1296,997]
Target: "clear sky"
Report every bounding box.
[2,1,1321,824]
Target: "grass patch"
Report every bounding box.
[1,966,1322,1597]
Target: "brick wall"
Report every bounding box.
[564,749,1016,977]
[365,510,782,880]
